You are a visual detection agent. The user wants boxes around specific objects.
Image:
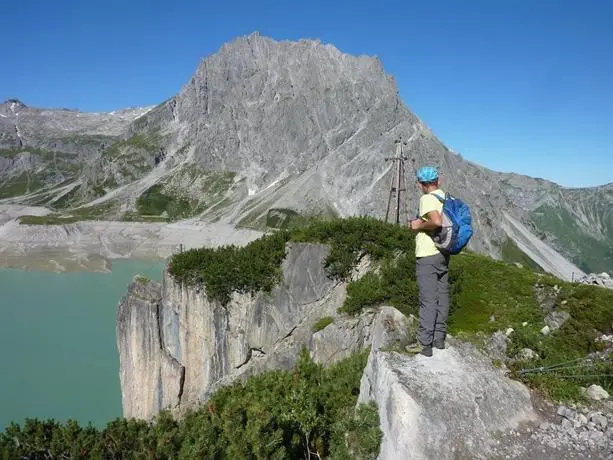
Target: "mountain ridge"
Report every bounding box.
[0,33,610,276]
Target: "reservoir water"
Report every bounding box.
[0,259,166,430]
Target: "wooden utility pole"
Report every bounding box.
[384,137,410,225]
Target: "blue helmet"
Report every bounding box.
[416,166,439,183]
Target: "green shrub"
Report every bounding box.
[169,230,291,305]
[342,272,386,315]
[447,254,543,334]
[51,186,81,209]
[102,132,161,159]
[291,216,414,281]
[134,275,151,285]
[0,172,44,198]
[18,202,117,225]
[0,351,380,460]
[168,216,415,307]
[500,237,544,272]
[264,208,320,230]
[341,253,419,317]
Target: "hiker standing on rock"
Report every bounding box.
[406,166,450,357]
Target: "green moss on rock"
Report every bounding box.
[312,316,334,332]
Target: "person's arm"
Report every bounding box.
[410,210,442,231]
[410,194,443,231]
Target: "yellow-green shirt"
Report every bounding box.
[415,189,444,258]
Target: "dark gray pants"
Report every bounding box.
[416,252,450,347]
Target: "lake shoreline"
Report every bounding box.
[0,204,264,273]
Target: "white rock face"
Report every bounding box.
[116,278,183,418]
[586,384,610,401]
[544,310,571,331]
[358,339,539,460]
[577,273,613,290]
[516,348,539,361]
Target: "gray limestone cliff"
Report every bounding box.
[117,242,383,419]
[113,33,605,277]
[116,278,184,418]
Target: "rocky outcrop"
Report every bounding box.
[117,278,184,418]
[357,337,540,460]
[117,242,393,420]
[578,272,613,290]
[158,242,346,411]
[536,404,613,455]
[545,310,571,331]
[587,385,610,402]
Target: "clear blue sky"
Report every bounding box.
[2,0,612,188]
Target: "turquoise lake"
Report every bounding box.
[0,259,166,431]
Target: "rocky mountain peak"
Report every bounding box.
[181,32,394,116]
[3,98,27,109]
[1,98,28,118]
[148,33,416,208]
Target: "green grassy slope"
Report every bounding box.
[531,189,613,274]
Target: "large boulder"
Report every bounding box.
[545,310,571,331]
[358,337,539,460]
[577,273,613,290]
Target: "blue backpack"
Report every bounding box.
[428,192,473,255]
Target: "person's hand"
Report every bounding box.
[410,219,422,231]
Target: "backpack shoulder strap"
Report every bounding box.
[429,192,446,203]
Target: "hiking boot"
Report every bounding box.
[405,342,433,357]
[433,339,445,350]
